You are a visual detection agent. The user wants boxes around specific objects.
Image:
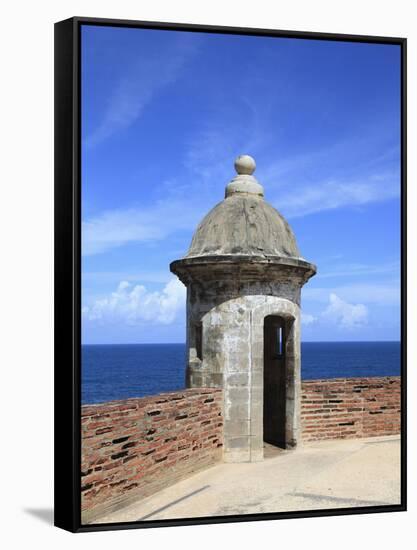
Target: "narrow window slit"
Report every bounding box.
[195,322,203,360]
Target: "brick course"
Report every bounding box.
[301,377,401,441]
[81,376,400,521]
[81,388,223,523]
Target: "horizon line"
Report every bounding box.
[82,340,401,346]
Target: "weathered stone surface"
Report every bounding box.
[170,156,316,462]
[185,195,301,258]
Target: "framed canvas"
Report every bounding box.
[54,16,407,533]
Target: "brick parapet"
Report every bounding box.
[81,376,400,521]
[81,388,223,523]
[300,376,401,441]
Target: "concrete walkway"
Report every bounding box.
[96,435,401,523]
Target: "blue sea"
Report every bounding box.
[81,342,401,405]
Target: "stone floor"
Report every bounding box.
[95,435,401,523]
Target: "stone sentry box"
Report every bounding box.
[171,155,316,462]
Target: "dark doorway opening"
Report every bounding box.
[263,315,287,449]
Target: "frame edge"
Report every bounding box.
[54,17,81,533]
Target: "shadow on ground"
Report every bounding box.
[24,508,54,525]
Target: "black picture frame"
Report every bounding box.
[54,15,407,533]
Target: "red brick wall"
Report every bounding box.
[81,376,400,521]
[301,376,401,441]
[81,388,223,522]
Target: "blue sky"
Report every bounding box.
[81,25,401,344]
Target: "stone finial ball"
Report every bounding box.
[234,155,256,175]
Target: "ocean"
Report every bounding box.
[81,341,401,405]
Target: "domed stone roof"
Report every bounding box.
[186,194,300,258]
[185,155,301,260]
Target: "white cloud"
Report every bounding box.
[85,37,199,148]
[303,282,400,307]
[322,293,368,328]
[301,313,317,326]
[274,174,399,219]
[82,278,186,325]
[303,293,371,331]
[82,200,203,256]
[83,172,399,257]
[82,109,400,255]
